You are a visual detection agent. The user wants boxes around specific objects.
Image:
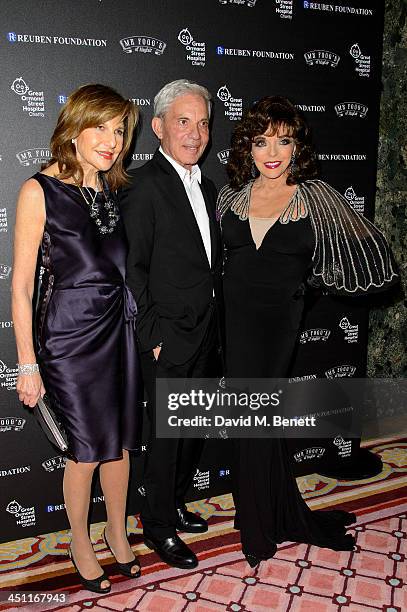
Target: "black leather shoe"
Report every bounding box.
[176,506,208,533]
[144,534,198,569]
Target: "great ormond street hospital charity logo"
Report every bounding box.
[10,77,45,117]
[217,85,242,121]
[177,28,206,66]
[11,77,29,95]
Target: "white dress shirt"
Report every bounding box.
[159,147,212,266]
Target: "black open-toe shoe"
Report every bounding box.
[245,553,261,568]
[103,527,141,579]
[68,545,111,594]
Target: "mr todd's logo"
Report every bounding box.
[304,50,340,67]
[16,148,51,167]
[217,149,231,165]
[11,77,45,117]
[0,416,26,432]
[325,365,356,378]
[300,328,331,344]
[219,0,258,6]
[294,447,325,462]
[217,85,243,121]
[119,35,166,55]
[42,456,66,472]
[335,102,368,118]
[349,43,371,77]
[177,28,206,67]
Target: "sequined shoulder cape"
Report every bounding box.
[217,179,398,295]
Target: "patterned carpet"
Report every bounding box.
[0,436,406,611]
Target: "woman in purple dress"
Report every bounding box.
[12,84,140,592]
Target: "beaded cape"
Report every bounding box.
[217,179,398,295]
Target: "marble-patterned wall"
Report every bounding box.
[367,0,406,377]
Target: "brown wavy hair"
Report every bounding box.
[226,96,318,190]
[44,84,138,190]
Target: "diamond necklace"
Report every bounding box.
[77,175,120,236]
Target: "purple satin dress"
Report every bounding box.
[33,173,140,462]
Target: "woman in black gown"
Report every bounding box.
[12,85,141,592]
[217,96,397,566]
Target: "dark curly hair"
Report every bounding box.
[226,96,318,190]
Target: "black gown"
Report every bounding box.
[34,174,140,463]
[221,189,356,561]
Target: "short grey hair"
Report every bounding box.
[154,79,212,118]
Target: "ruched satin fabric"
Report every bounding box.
[33,173,140,462]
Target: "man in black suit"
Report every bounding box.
[120,80,222,569]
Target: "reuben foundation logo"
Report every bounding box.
[0,359,18,391]
[296,104,326,113]
[129,97,151,107]
[217,45,294,60]
[6,500,36,527]
[7,32,106,47]
[217,85,243,121]
[344,186,365,214]
[0,264,11,279]
[0,465,30,477]
[289,374,317,383]
[132,153,154,163]
[16,148,51,167]
[0,209,7,233]
[0,321,13,329]
[339,317,359,343]
[11,77,45,117]
[178,28,206,67]
[193,468,210,490]
[303,2,373,16]
[42,456,66,472]
[318,153,367,162]
[300,328,331,344]
[0,417,26,432]
[219,0,258,6]
[350,43,371,77]
[304,50,340,67]
[119,35,166,55]
[335,102,368,118]
[325,365,356,378]
[217,149,231,165]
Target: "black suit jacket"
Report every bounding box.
[120,150,223,365]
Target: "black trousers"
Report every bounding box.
[140,306,221,539]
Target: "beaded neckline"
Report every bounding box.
[228,180,308,224]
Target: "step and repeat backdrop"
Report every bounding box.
[0,0,384,542]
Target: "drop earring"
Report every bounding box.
[290,151,296,174]
[250,154,257,178]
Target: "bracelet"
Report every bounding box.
[17,363,39,375]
